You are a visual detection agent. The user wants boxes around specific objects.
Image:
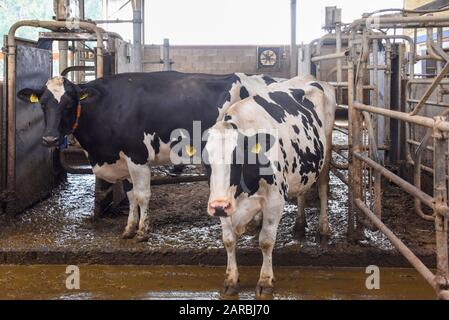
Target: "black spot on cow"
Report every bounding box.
[253,95,286,123]
[301,175,309,185]
[226,132,276,199]
[292,157,298,173]
[302,116,310,132]
[292,125,300,135]
[151,134,161,155]
[240,87,250,100]
[280,146,287,160]
[262,75,277,86]
[291,140,301,156]
[279,139,284,147]
[310,82,324,91]
[297,146,324,182]
[280,182,288,200]
[290,89,323,128]
[262,90,323,130]
[224,92,232,102]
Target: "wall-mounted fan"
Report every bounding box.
[257,47,281,69]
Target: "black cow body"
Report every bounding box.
[18,71,277,241]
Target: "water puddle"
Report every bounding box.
[0,265,434,300]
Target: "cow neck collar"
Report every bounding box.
[71,103,82,132]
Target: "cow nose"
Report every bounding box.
[214,207,228,217]
[208,200,233,217]
[42,136,59,146]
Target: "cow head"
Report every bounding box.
[17,76,97,147]
[205,121,275,218]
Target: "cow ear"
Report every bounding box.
[17,88,44,104]
[249,133,276,155]
[77,85,101,103]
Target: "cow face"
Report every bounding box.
[205,122,275,218]
[17,76,85,147]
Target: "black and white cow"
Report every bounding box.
[204,76,336,297]
[17,71,277,242]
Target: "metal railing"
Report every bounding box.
[308,10,449,299]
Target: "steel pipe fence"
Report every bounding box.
[311,10,449,299]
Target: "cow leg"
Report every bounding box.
[126,160,152,243]
[317,156,331,244]
[220,217,240,297]
[256,203,283,299]
[122,187,139,239]
[293,194,307,240]
[246,212,263,236]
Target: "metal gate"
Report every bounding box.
[0,41,61,214]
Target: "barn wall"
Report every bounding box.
[143,45,292,78]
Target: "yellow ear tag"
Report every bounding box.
[251,143,262,154]
[80,93,89,101]
[30,94,39,103]
[186,145,197,157]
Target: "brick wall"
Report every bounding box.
[143,45,292,78]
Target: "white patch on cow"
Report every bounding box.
[142,133,179,165]
[206,123,239,206]
[46,76,66,103]
[143,133,157,162]
[217,82,240,121]
[92,152,130,183]
[123,155,152,237]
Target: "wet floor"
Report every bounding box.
[0,265,434,300]
[0,131,393,253]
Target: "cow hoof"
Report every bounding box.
[316,231,330,245]
[255,280,274,300]
[293,224,307,241]
[122,230,137,240]
[221,279,240,298]
[135,233,150,243]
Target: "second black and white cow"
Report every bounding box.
[17,71,277,242]
[204,77,336,297]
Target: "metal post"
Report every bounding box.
[290,0,298,78]
[336,22,343,103]
[132,0,143,72]
[142,0,146,44]
[437,27,443,74]
[298,44,311,77]
[55,0,69,75]
[347,31,363,240]
[433,118,449,296]
[384,41,392,163]
[162,38,171,72]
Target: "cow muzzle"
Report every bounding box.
[42,136,59,147]
[208,200,234,218]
